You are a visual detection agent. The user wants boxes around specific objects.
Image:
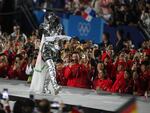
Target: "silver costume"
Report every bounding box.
[39,12,68,95]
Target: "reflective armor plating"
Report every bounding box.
[40,12,63,95]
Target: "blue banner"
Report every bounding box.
[61,18,69,35]
[67,15,104,43]
[33,10,45,25]
[103,24,145,48]
[32,10,145,47]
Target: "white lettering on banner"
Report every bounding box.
[78,22,91,36]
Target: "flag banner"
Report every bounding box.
[82,7,96,22]
[68,15,104,43]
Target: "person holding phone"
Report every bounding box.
[1,89,11,113]
[2,89,9,100]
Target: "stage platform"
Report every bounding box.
[0,78,150,113]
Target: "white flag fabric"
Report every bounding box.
[30,35,47,94]
[30,35,71,94]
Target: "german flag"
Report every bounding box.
[118,98,138,113]
[121,102,138,113]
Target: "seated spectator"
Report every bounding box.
[0,54,8,78]
[13,100,24,113]
[25,57,36,83]
[61,51,71,66]
[10,25,27,43]
[22,99,35,113]
[38,99,51,113]
[140,6,150,33]
[141,41,150,56]
[93,67,112,91]
[0,103,5,113]
[24,37,35,57]
[101,52,113,79]
[7,54,27,80]
[80,54,94,87]
[122,4,137,25]
[111,62,129,93]
[99,0,113,21]
[64,52,91,88]
[56,59,67,86]
[139,61,150,95]
[3,40,16,65]
[106,45,114,58]
[0,100,11,113]
[132,71,145,96]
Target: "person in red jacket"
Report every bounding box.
[7,55,21,79]
[7,54,27,80]
[80,54,95,87]
[101,52,113,79]
[3,41,17,65]
[111,62,129,93]
[132,71,145,96]
[139,61,150,96]
[93,69,113,91]
[56,59,67,86]
[64,52,90,88]
[18,55,27,80]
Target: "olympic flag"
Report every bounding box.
[67,15,104,43]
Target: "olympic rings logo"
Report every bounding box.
[78,22,91,36]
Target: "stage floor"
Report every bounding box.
[0,78,150,112]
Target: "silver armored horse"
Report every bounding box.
[39,12,70,95]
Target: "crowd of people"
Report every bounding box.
[56,30,150,96]
[0,98,74,113]
[0,1,149,113]
[38,0,150,26]
[93,0,150,26]
[38,0,150,36]
[0,25,39,82]
[0,24,149,96]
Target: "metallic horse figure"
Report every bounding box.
[30,12,71,95]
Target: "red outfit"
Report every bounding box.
[18,60,27,80]
[7,64,16,79]
[93,78,113,91]
[110,64,117,81]
[105,62,113,79]
[143,49,150,56]
[56,67,67,86]
[3,50,16,64]
[139,70,150,94]
[111,61,127,80]
[127,59,134,69]
[133,78,145,96]
[111,71,128,93]
[82,64,94,87]
[7,61,27,80]
[64,64,90,88]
